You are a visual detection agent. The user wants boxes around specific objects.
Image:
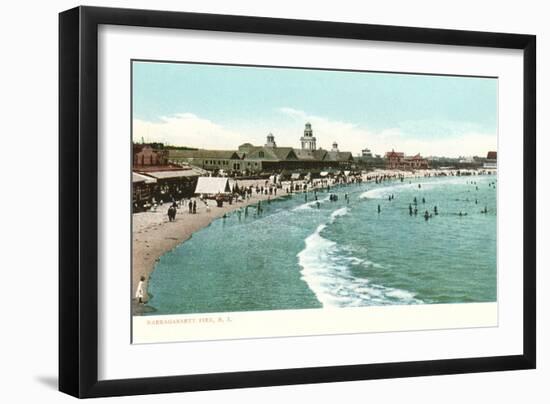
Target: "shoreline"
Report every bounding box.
[132,169,495,314]
[133,179,296,314]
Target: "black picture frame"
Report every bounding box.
[59,5,536,398]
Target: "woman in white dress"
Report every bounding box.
[135,276,145,304]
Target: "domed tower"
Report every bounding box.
[300,122,317,150]
[265,132,277,148]
[331,141,339,152]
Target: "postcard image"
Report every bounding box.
[131,61,498,344]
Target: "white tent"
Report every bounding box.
[291,173,301,180]
[194,177,234,195]
[132,172,157,184]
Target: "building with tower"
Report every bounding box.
[300,122,317,150]
[361,148,373,158]
[265,133,277,148]
[167,123,354,175]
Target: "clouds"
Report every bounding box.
[133,113,250,150]
[133,108,497,158]
[276,107,496,157]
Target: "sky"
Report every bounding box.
[132,61,498,158]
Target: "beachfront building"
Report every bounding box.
[405,154,430,169]
[168,149,243,172]
[385,149,405,169]
[168,123,354,176]
[239,144,303,172]
[132,172,157,210]
[361,148,373,158]
[132,142,211,209]
[133,144,168,167]
[132,164,208,210]
[354,147,385,170]
[484,151,497,169]
[385,150,429,170]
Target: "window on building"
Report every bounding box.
[259,151,264,158]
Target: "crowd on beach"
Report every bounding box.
[141,168,497,224]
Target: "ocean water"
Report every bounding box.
[146,175,497,315]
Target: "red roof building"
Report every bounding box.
[133,144,168,167]
[384,149,405,169]
[384,150,429,170]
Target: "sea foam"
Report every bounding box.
[292,195,330,211]
[297,207,421,308]
[359,176,483,200]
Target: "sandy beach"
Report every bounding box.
[132,179,295,313]
[132,169,494,314]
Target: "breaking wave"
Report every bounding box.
[359,176,485,200]
[297,207,422,308]
[292,195,330,211]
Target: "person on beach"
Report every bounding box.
[409,204,413,216]
[135,276,145,304]
[413,197,417,205]
[434,206,438,215]
[167,206,176,222]
[188,200,192,213]
[422,197,426,204]
[244,206,249,217]
[192,200,197,214]
[377,204,381,214]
